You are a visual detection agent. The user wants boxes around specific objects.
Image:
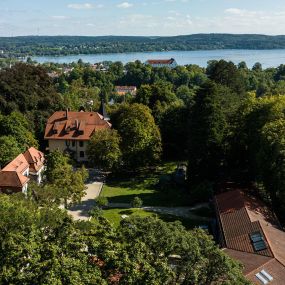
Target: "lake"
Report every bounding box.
[33,49,285,68]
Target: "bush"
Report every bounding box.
[131,197,143,208]
[96,196,109,208]
[89,206,103,220]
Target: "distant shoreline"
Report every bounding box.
[3,34,285,57]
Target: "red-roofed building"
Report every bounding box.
[115,86,137,96]
[0,147,45,194]
[44,109,111,162]
[215,188,285,284]
[145,58,178,68]
[23,147,45,184]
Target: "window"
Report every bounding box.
[72,141,76,147]
[79,141,84,148]
[80,151,85,158]
[250,231,267,251]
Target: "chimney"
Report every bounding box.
[65,109,69,119]
[75,119,79,129]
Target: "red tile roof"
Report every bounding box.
[3,153,29,173]
[44,111,111,141]
[0,147,44,190]
[215,189,285,284]
[0,171,29,188]
[146,58,176,65]
[23,147,45,173]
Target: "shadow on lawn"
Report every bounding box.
[115,208,206,230]
[107,191,191,207]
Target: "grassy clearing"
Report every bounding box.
[102,207,208,229]
[102,208,155,227]
[101,162,191,207]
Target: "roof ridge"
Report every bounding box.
[245,257,278,276]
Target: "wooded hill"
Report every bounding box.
[2,34,285,57]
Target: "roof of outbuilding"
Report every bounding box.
[215,189,285,284]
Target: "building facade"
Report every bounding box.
[115,86,137,96]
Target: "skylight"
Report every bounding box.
[250,231,267,251]
[255,270,273,284]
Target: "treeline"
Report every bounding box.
[3,34,285,57]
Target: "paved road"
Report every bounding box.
[68,182,103,221]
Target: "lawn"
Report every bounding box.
[102,207,209,229]
[101,162,191,207]
[102,208,155,227]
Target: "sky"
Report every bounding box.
[1,0,285,36]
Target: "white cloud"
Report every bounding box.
[117,2,133,8]
[67,3,95,10]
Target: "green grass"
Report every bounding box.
[102,207,209,229]
[101,162,191,207]
[102,208,155,227]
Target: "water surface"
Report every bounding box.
[33,49,285,68]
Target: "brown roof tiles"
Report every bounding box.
[215,189,285,284]
[23,147,45,173]
[44,111,111,141]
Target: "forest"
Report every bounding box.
[2,34,285,57]
[1,59,285,283]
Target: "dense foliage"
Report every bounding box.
[0,194,249,285]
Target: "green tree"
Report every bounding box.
[45,150,88,207]
[176,85,195,106]
[0,136,22,167]
[0,195,105,285]
[119,216,250,285]
[0,112,38,150]
[87,129,122,170]
[113,103,162,169]
[0,196,249,285]
[257,119,285,215]
[188,81,227,182]
[206,60,245,94]
[131,196,143,208]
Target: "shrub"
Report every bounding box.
[89,206,103,220]
[96,196,109,208]
[131,197,143,208]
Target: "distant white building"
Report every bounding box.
[145,58,178,69]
